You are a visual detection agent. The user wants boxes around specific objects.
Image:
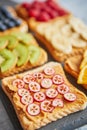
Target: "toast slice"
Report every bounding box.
[28,15,87,62]
[2,62,87,130]
[0,33,47,78]
[64,54,87,89]
[0,6,28,35]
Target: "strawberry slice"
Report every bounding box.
[28,81,40,92]
[44,67,55,76]
[57,84,69,95]
[41,78,52,89]
[13,79,25,88]
[34,91,46,102]
[23,74,35,84]
[21,94,33,105]
[52,98,64,107]
[46,88,58,98]
[27,103,40,116]
[18,88,30,97]
[64,92,76,102]
[41,100,54,112]
[53,74,64,85]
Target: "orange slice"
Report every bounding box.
[80,57,87,69]
[77,65,87,84]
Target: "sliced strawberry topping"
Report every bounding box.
[13,79,25,88]
[57,84,69,95]
[27,103,40,116]
[46,88,58,98]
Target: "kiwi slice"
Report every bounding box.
[13,43,29,66]
[0,38,8,50]
[28,45,40,64]
[1,35,18,49]
[11,32,32,45]
[0,48,17,72]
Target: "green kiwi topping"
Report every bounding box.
[28,45,40,64]
[0,48,17,72]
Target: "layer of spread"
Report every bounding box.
[3,63,87,128]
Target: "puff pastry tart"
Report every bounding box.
[2,62,87,130]
[0,6,28,35]
[0,32,47,78]
[16,0,87,62]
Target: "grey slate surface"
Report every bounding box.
[0,0,87,130]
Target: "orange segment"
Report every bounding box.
[77,65,87,84]
[80,57,87,69]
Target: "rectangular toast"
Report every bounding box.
[2,62,87,130]
[0,32,47,78]
[0,6,28,35]
[64,54,87,89]
[28,15,87,62]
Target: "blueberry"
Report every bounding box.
[0,6,13,19]
[0,12,5,20]
[0,24,7,31]
[10,18,21,26]
[7,21,16,28]
[15,19,22,26]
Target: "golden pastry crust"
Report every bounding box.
[0,7,28,35]
[27,15,87,62]
[2,62,87,130]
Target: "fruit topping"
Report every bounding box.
[57,84,69,95]
[28,45,40,64]
[21,94,33,105]
[0,48,17,72]
[46,88,58,98]
[33,72,44,81]
[29,81,40,92]
[18,88,30,97]
[21,0,69,22]
[27,103,40,116]
[53,74,64,85]
[13,43,29,66]
[0,6,21,31]
[34,91,46,102]
[64,92,76,102]
[13,79,25,88]
[41,78,52,89]
[52,98,64,107]
[41,100,54,112]
[44,67,55,76]
[23,74,35,84]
